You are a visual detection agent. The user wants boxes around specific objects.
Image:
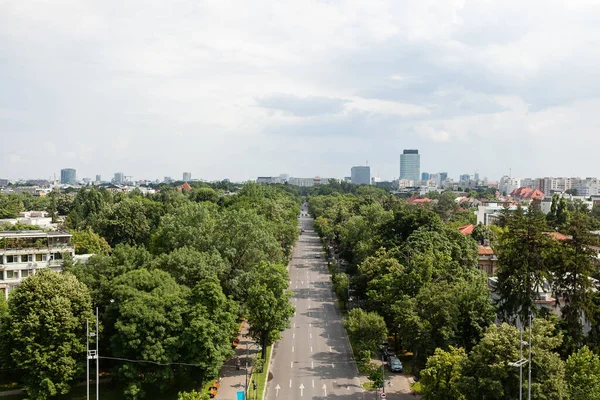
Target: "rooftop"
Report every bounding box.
[0,231,72,239]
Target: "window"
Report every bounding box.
[36,254,42,262]
[41,254,48,262]
[6,270,17,279]
[21,270,29,278]
[26,254,33,262]
[6,256,14,263]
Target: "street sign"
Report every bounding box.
[236,391,245,400]
[380,393,387,399]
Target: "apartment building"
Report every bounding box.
[0,231,74,299]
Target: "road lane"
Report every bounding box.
[265,207,364,400]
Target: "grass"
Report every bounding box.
[361,381,377,391]
[246,345,272,400]
[0,382,20,392]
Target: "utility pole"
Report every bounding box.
[245,343,249,397]
[96,307,99,400]
[86,320,89,400]
[528,313,532,400]
[381,352,385,395]
[86,308,99,400]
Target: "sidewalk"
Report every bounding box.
[216,321,259,400]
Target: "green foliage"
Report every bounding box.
[96,198,150,247]
[177,390,210,400]
[471,223,494,244]
[343,308,387,355]
[4,270,93,400]
[420,346,467,400]
[245,262,295,359]
[460,319,567,400]
[71,228,111,254]
[565,346,600,400]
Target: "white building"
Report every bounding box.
[476,203,519,226]
[499,176,521,196]
[0,230,74,299]
[573,178,600,197]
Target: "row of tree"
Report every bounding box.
[308,185,600,399]
[0,183,300,399]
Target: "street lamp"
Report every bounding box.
[245,343,262,397]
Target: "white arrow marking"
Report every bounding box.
[275,384,281,397]
[299,384,305,396]
[322,384,327,396]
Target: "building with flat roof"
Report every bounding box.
[400,150,420,183]
[351,166,370,185]
[183,172,192,182]
[0,230,74,299]
[60,168,76,185]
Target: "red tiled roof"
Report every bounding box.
[544,232,572,241]
[510,187,544,200]
[478,245,495,255]
[407,195,432,205]
[458,224,475,235]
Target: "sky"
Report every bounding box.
[2,0,600,182]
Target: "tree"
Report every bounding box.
[556,197,570,228]
[495,207,555,324]
[460,319,567,400]
[552,209,598,352]
[96,198,150,247]
[471,223,494,245]
[245,262,295,359]
[177,391,210,400]
[71,228,111,254]
[565,346,600,400]
[420,346,467,400]
[108,269,190,398]
[343,308,388,355]
[4,270,93,399]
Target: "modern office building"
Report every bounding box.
[60,168,76,185]
[95,175,102,182]
[0,230,74,299]
[400,150,420,183]
[439,172,448,184]
[183,172,192,182]
[421,172,430,182]
[113,172,124,185]
[351,166,371,185]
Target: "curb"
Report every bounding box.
[262,344,274,400]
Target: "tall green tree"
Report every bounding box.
[4,270,93,399]
[420,346,467,400]
[343,308,388,355]
[460,319,567,400]
[495,207,554,324]
[565,346,600,400]
[72,228,111,254]
[245,262,295,359]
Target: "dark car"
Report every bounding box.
[380,347,394,361]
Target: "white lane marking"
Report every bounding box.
[310,346,313,353]
[332,363,335,368]
[311,361,314,369]
[293,322,296,328]
[309,323,311,328]
[289,379,292,388]
[292,346,295,353]
[329,347,332,352]
[312,380,315,388]
[309,333,312,339]
[293,333,295,339]
[291,361,293,368]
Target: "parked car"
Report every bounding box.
[380,347,395,361]
[389,356,403,373]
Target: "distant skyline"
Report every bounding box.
[2,1,600,181]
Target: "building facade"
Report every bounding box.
[60,168,76,185]
[0,231,74,299]
[351,166,371,185]
[113,172,124,185]
[400,150,420,182]
[421,172,430,182]
[183,172,192,181]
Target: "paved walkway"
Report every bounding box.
[216,321,260,400]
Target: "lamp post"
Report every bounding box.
[245,342,262,397]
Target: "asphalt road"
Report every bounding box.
[264,207,365,400]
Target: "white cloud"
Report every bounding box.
[1,0,600,181]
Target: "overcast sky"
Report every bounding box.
[2,0,600,182]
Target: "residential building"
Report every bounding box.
[113,172,124,185]
[400,149,420,182]
[459,174,470,184]
[398,179,414,188]
[476,202,519,226]
[474,170,480,181]
[510,187,545,201]
[0,230,74,299]
[520,178,535,189]
[60,168,76,185]
[499,176,521,196]
[421,172,430,182]
[0,179,8,187]
[573,178,600,196]
[351,166,371,185]
[95,175,102,182]
[183,172,192,182]
[288,177,317,187]
[164,176,174,184]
